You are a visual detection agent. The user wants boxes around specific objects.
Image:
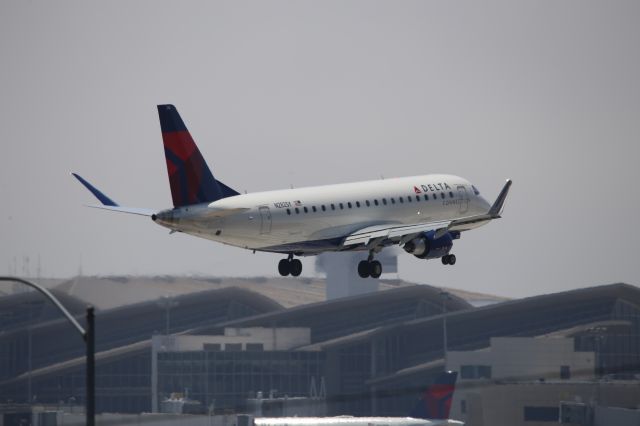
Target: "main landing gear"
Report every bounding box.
[358,251,382,279]
[441,254,457,265]
[278,254,302,277]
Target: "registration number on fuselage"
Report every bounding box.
[273,201,292,209]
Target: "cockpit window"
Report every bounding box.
[472,185,480,195]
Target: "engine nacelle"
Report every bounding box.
[403,231,454,260]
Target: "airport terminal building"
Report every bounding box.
[1,278,639,424]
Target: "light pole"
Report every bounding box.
[439,290,450,366]
[0,277,95,426]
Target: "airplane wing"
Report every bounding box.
[342,179,512,250]
[342,220,452,248]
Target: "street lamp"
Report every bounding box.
[439,290,451,366]
[0,277,95,426]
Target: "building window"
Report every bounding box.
[560,365,571,379]
[460,365,492,379]
[246,343,264,352]
[203,343,221,351]
[523,406,559,422]
[225,343,242,351]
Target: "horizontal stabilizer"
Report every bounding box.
[72,173,156,217]
[71,173,118,206]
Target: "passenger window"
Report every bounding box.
[356,201,361,208]
[366,200,371,207]
[382,198,387,205]
[415,195,420,202]
[374,199,379,206]
[303,206,308,213]
[287,208,291,215]
[407,196,412,203]
[424,194,429,201]
[331,204,336,210]
[399,197,404,204]
[440,193,445,199]
[295,207,300,214]
[339,203,344,210]
[391,198,395,204]
[321,205,326,211]
[449,191,454,198]
[312,206,317,212]
[347,202,352,209]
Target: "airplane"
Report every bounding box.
[254,372,461,426]
[72,104,511,279]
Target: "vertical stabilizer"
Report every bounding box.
[409,371,458,419]
[158,104,224,207]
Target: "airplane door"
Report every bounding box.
[259,206,272,234]
[457,186,469,214]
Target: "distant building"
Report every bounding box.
[447,337,595,382]
[152,328,323,413]
[1,280,639,423]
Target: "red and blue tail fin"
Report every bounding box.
[158,104,239,208]
[409,371,457,420]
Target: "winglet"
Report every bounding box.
[488,179,512,218]
[71,173,118,206]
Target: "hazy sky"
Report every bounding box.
[1,1,639,298]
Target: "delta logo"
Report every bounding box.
[413,182,453,193]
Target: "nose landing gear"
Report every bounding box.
[278,254,303,277]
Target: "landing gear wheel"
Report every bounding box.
[447,254,456,265]
[358,260,371,278]
[441,256,449,265]
[278,259,291,276]
[290,259,303,277]
[370,260,382,278]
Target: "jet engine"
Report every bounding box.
[403,231,454,259]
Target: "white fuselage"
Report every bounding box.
[254,416,463,426]
[153,174,491,254]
